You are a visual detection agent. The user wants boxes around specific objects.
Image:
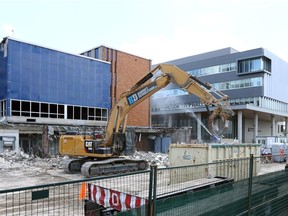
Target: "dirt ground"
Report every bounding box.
[0,149,169,190]
[0,149,286,191]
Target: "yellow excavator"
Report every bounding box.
[59,64,234,177]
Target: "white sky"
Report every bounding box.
[1,0,288,64]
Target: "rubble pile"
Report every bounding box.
[127,151,169,168]
[0,149,62,170]
[0,149,169,172]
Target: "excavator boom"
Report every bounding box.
[104,64,234,150]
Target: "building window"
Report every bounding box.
[229,97,258,105]
[31,102,39,117]
[88,108,95,120]
[152,77,263,99]
[188,62,236,76]
[102,109,108,121]
[0,100,6,116]
[278,124,283,133]
[238,57,271,74]
[67,106,73,119]
[10,100,108,121]
[74,106,81,120]
[50,104,58,118]
[21,101,30,117]
[58,105,64,119]
[263,57,272,71]
[11,100,20,116]
[41,103,49,118]
[67,105,108,121]
[82,107,88,120]
[213,77,262,91]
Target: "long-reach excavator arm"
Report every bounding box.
[104,64,234,155]
[59,64,234,177]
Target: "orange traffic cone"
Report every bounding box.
[79,182,87,201]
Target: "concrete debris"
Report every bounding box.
[0,149,62,170]
[127,151,169,168]
[0,149,170,172]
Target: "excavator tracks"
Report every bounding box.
[81,158,148,177]
[62,158,87,174]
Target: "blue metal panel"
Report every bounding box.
[161,137,171,153]
[154,137,171,153]
[0,41,7,100]
[40,59,49,101]
[95,48,99,59]
[6,39,111,109]
[6,100,10,116]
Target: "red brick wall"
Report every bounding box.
[115,51,151,126]
[97,46,151,126]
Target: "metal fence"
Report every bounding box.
[0,181,83,215]
[1,155,288,215]
[0,170,153,216]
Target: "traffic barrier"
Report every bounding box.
[88,183,147,212]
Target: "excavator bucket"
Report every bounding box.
[208,106,234,142]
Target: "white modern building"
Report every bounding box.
[151,48,288,143]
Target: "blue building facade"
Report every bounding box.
[151,48,288,143]
[0,38,111,126]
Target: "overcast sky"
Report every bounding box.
[1,0,288,64]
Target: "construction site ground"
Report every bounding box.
[0,149,286,191]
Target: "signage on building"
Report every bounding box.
[152,103,201,112]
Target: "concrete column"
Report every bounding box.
[197,113,202,142]
[64,105,67,120]
[168,115,173,127]
[285,117,288,137]
[42,125,49,156]
[254,113,258,143]
[271,115,276,136]
[238,111,243,143]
